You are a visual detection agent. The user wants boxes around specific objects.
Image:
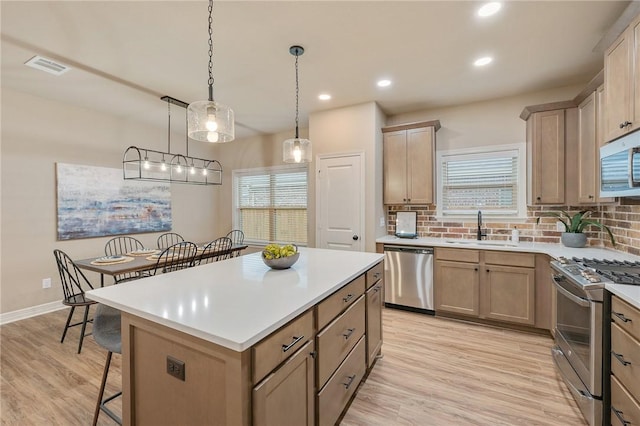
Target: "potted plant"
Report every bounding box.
[536,210,616,248]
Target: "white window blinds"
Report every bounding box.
[235,166,308,244]
[440,149,519,216]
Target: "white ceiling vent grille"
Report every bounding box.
[24,55,71,76]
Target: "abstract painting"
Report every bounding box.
[57,163,171,240]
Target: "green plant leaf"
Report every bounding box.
[577,219,616,246]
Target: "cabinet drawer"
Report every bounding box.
[253,309,314,384]
[484,251,535,268]
[317,296,365,388]
[435,247,479,263]
[366,262,384,289]
[317,336,366,426]
[611,375,640,426]
[611,322,640,399]
[317,275,365,331]
[612,296,640,341]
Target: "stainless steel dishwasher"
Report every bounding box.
[383,245,434,314]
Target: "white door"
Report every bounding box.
[316,153,364,251]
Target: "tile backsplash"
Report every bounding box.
[386,204,640,256]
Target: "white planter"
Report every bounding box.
[561,233,587,248]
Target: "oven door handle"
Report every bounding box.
[552,274,591,308]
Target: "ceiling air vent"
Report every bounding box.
[24,55,71,76]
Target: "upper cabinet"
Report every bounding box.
[604,13,640,142]
[525,109,570,204]
[382,120,440,205]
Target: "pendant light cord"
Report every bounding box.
[207,0,214,102]
[294,50,299,139]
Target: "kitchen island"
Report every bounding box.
[87,247,384,426]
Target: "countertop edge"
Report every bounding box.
[606,283,640,310]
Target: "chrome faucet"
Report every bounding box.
[477,210,487,240]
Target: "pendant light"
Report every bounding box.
[283,45,312,163]
[187,0,234,143]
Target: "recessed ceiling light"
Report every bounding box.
[477,2,502,17]
[474,57,493,67]
[318,94,331,101]
[377,79,392,88]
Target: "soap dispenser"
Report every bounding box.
[511,226,520,243]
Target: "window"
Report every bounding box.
[436,144,526,219]
[233,165,308,245]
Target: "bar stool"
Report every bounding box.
[92,304,122,426]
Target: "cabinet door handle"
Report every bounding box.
[343,328,356,339]
[619,121,632,129]
[486,269,490,273]
[613,311,632,323]
[536,196,541,201]
[474,268,478,271]
[282,335,304,352]
[612,406,631,426]
[373,272,381,279]
[342,374,357,390]
[373,285,381,293]
[612,351,631,366]
[343,293,354,303]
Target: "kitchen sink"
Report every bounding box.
[444,240,518,247]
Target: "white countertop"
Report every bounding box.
[377,235,640,309]
[86,248,384,352]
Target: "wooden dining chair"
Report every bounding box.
[142,242,198,276]
[53,249,98,354]
[157,232,184,250]
[225,230,245,257]
[105,236,144,283]
[198,237,233,265]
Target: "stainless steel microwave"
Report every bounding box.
[600,130,640,198]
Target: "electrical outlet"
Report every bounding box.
[379,217,385,227]
[556,221,564,232]
[167,356,185,381]
[42,278,51,289]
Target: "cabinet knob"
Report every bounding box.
[588,195,594,199]
[474,268,478,271]
[486,269,490,273]
[536,196,541,201]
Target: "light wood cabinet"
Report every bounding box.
[382,120,440,205]
[121,261,384,426]
[482,264,535,325]
[526,109,567,204]
[610,296,640,426]
[604,14,640,142]
[577,92,598,203]
[435,248,536,327]
[253,340,315,426]
[365,268,383,368]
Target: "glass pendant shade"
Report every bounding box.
[187,100,234,143]
[283,137,312,163]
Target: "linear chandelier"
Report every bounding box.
[123,96,223,185]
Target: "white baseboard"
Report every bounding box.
[0,301,65,325]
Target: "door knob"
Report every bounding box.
[352,235,359,241]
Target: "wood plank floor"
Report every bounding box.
[0,307,587,425]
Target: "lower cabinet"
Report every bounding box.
[610,295,640,426]
[253,340,315,426]
[435,248,536,326]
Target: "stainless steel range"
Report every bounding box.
[550,256,640,426]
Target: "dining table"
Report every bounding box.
[75,243,248,286]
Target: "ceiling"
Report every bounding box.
[0,1,634,140]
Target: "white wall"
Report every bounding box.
[309,102,385,252]
[387,84,584,151]
[1,88,221,314]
